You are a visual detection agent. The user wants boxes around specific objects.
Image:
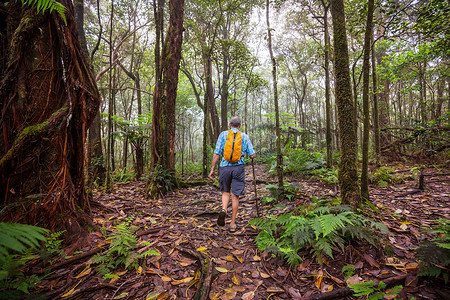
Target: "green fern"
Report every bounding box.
[0,223,48,294]
[17,0,67,24]
[416,218,450,283]
[0,223,48,264]
[349,280,402,300]
[251,200,389,266]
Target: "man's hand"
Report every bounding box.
[250,154,256,159]
[209,169,215,181]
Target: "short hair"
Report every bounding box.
[230,117,241,127]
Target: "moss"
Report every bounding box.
[0,121,48,168]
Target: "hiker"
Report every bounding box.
[209,117,256,232]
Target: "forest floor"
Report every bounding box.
[34,163,449,300]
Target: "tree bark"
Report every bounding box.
[266,0,284,193]
[321,0,332,168]
[0,0,100,232]
[147,0,184,197]
[74,0,105,186]
[331,0,360,207]
[360,0,375,202]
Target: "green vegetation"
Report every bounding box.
[250,200,388,266]
[0,223,48,294]
[416,218,450,283]
[348,280,402,299]
[92,218,159,279]
[16,0,67,23]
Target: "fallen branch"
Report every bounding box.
[36,245,105,274]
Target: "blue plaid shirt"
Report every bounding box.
[214,128,255,167]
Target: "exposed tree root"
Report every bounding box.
[177,246,214,300]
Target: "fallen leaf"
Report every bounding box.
[266,287,284,294]
[171,277,193,285]
[222,255,235,262]
[160,275,172,282]
[208,291,220,300]
[221,291,237,300]
[73,265,91,278]
[253,255,261,261]
[406,262,419,272]
[346,274,361,285]
[321,284,333,293]
[232,274,241,285]
[197,247,208,255]
[242,291,255,300]
[61,280,81,298]
[315,270,323,289]
[364,254,380,268]
[113,292,129,299]
[234,255,244,263]
[137,266,143,275]
[215,267,229,273]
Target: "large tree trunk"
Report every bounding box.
[331,0,361,207]
[147,0,184,197]
[360,0,375,202]
[0,1,100,232]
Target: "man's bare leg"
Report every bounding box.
[230,193,239,228]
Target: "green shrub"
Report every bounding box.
[250,201,388,266]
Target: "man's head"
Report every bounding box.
[229,117,241,128]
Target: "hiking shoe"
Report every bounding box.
[229,225,237,233]
[217,209,226,226]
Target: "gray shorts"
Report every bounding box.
[219,165,246,196]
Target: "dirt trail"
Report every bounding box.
[34,164,449,299]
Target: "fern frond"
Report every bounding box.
[318,214,345,237]
[17,0,67,24]
[348,280,386,297]
[0,223,48,263]
[312,238,334,259]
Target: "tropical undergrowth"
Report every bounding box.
[250,199,389,266]
[0,222,57,297]
[266,147,338,185]
[415,218,450,283]
[92,217,159,280]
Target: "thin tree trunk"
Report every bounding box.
[361,0,375,202]
[105,0,115,193]
[372,34,381,164]
[266,0,283,192]
[322,0,332,168]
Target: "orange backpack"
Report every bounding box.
[223,130,242,163]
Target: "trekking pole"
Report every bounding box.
[251,158,261,217]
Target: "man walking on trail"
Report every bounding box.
[209,117,255,232]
